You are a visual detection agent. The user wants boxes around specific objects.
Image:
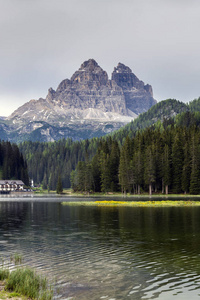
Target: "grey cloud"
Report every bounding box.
[0,0,200,116]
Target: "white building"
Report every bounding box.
[0,180,24,192]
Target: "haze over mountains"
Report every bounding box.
[2,59,156,142]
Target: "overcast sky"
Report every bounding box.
[1,0,200,116]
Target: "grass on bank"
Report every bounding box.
[33,187,200,198]
[0,267,53,300]
[62,200,200,207]
[0,289,28,300]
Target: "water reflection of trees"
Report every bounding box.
[1,202,200,299]
[0,202,29,230]
[66,205,200,259]
[62,205,200,299]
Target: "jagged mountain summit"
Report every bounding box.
[5,59,156,142]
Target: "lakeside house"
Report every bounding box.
[0,180,25,192]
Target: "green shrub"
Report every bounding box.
[6,268,52,300]
[0,268,9,280]
[9,292,20,297]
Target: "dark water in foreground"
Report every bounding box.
[0,196,200,299]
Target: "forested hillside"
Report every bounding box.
[110,97,200,143]
[0,141,29,186]
[19,97,200,194]
[19,139,99,190]
[111,98,189,143]
[71,123,200,195]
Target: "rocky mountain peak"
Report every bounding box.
[114,62,132,74]
[46,87,56,102]
[112,62,143,89]
[79,58,99,71]
[70,59,108,88]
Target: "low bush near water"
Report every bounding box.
[5,267,53,300]
[0,265,52,300]
[0,268,9,280]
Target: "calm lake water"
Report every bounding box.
[0,195,200,299]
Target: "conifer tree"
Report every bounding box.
[109,141,120,192]
[181,142,191,194]
[77,161,86,191]
[70,169,78,192]
[153,134,163,192]
[91,154,101,192]
[42,173,48,190]
[84,162,93,193]
[132,150,143,194]
[189,133,200,194]
[119,150,129,194]
[119,137,132,194]
[171,131,184,193]
[100,152,111,193]
[144,145,156,195]
[162,144,171,194]
[56,175,63,194]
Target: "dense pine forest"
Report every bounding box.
[18,98,200,195]
[71,122,200,195]
[0,141,29,186]
[19,138,99,190]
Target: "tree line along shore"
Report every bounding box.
[70,124,200,195]
[17,110,200,196]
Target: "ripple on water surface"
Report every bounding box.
[0,200,200,299]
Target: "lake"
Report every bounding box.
[0,195,200,299]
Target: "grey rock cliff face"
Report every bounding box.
[111,63,156,114]
[6,59,156,142]
[47,59,127,116]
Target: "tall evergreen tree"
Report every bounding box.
[181,141,191,194]
[100,152,111,193]
[77,161,86,191]
[119,137,132,194]
[144,145,156,195]
[56,175,63,194]
[70,169,78,192]
[109,141,120,192]
[84,162,93,193]
[161,144,171,195]
[171,131,184,193]
[131,150,143,194]
[189,132,200,194]
[91,154,101,192]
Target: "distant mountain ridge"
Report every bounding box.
[1,59,156,142]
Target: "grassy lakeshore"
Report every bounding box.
[0,267,53,300]
[62,200,200,207]
[0,283,29,300]
[33,187,200,198]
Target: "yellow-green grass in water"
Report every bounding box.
[10,253,23,265]
[62,200,200,207]
[0,287,28,300]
